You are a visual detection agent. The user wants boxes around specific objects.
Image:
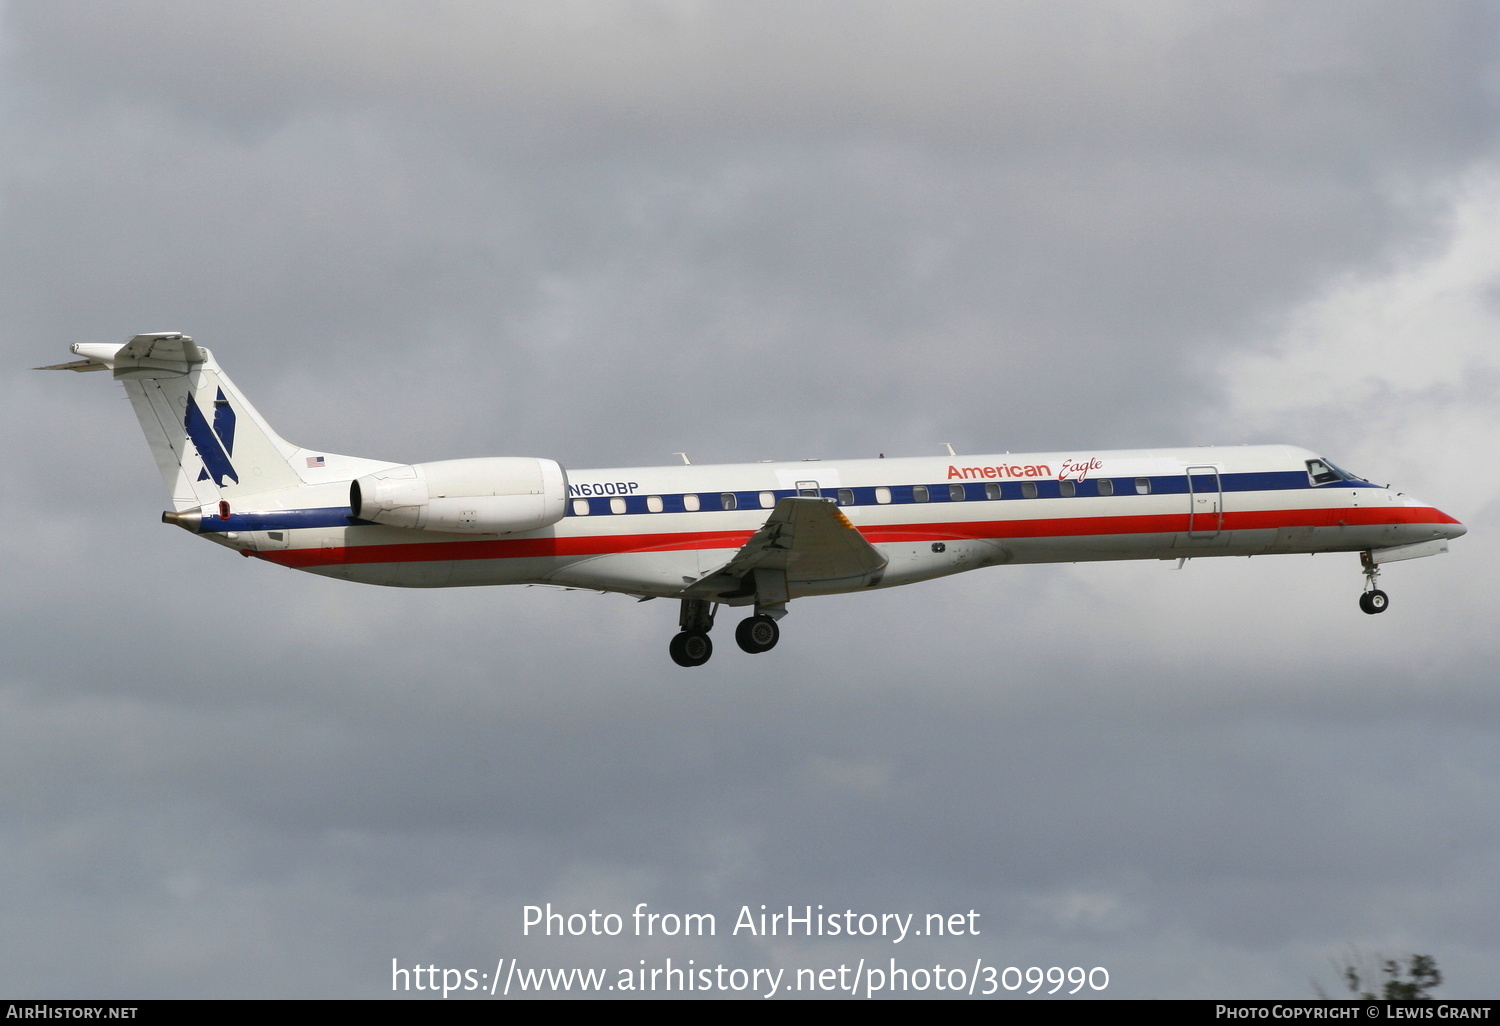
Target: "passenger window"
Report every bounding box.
[571,499,589,516]
[837,488,854,505]
[875,486,892,504]
[913,485,929,502]
[1059,480,1076,497]
[721,493,737,511]
[949,484,965,501]
[1021,482,1037,498]
[1135,478,1151,495]
[610,497,626,514]
[1097,479,1113,496]
[759,490,775,508]
[984,483,1000,500]
[646,495,664,513]
[683,494,700,512]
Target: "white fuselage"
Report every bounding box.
[196,444,1462,602]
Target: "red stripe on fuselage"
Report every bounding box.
[258,530,758,568]
[254,505,1458,569]
[861,505,1457,542]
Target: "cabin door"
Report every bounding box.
[1186,465,1223,538]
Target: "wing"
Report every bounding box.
[682,496,887,601]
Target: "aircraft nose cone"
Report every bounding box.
[1405,494,1465,540]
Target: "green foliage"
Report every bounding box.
[1340,953,1442,1000]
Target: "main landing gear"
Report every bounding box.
[668,600,783,667]
[669,598,716,667]
[735,614,780,654]
[668,629,713,667]
[1358,550,1389,615]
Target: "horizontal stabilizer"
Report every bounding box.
[35,359,106,372]
[59,332,205,379]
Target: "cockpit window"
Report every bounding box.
[1306,459,1342,485]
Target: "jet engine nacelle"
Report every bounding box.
[351,457,568,535]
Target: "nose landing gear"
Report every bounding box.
[1358,550,1390,615]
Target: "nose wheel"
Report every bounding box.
[1358,550,1390,615]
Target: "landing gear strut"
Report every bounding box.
[669,599,717,667]
[1358,550,1389,615]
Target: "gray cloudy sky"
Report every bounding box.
[3,1,1498,1000]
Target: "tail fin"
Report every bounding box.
[49,333,315,511]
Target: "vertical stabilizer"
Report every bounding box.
[56,333,307,511]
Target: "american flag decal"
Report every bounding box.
[306,456,326,468]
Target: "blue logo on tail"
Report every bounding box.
[185,389,239,486]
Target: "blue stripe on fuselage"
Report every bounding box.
[198,508,362,533]
[203,470,1379,529]
[562,469,1379,515]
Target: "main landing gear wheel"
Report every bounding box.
[1359,590,1389,615]
[735,614,780,654]
[669,630,713,667]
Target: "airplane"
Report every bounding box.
[42,332,1466,667]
